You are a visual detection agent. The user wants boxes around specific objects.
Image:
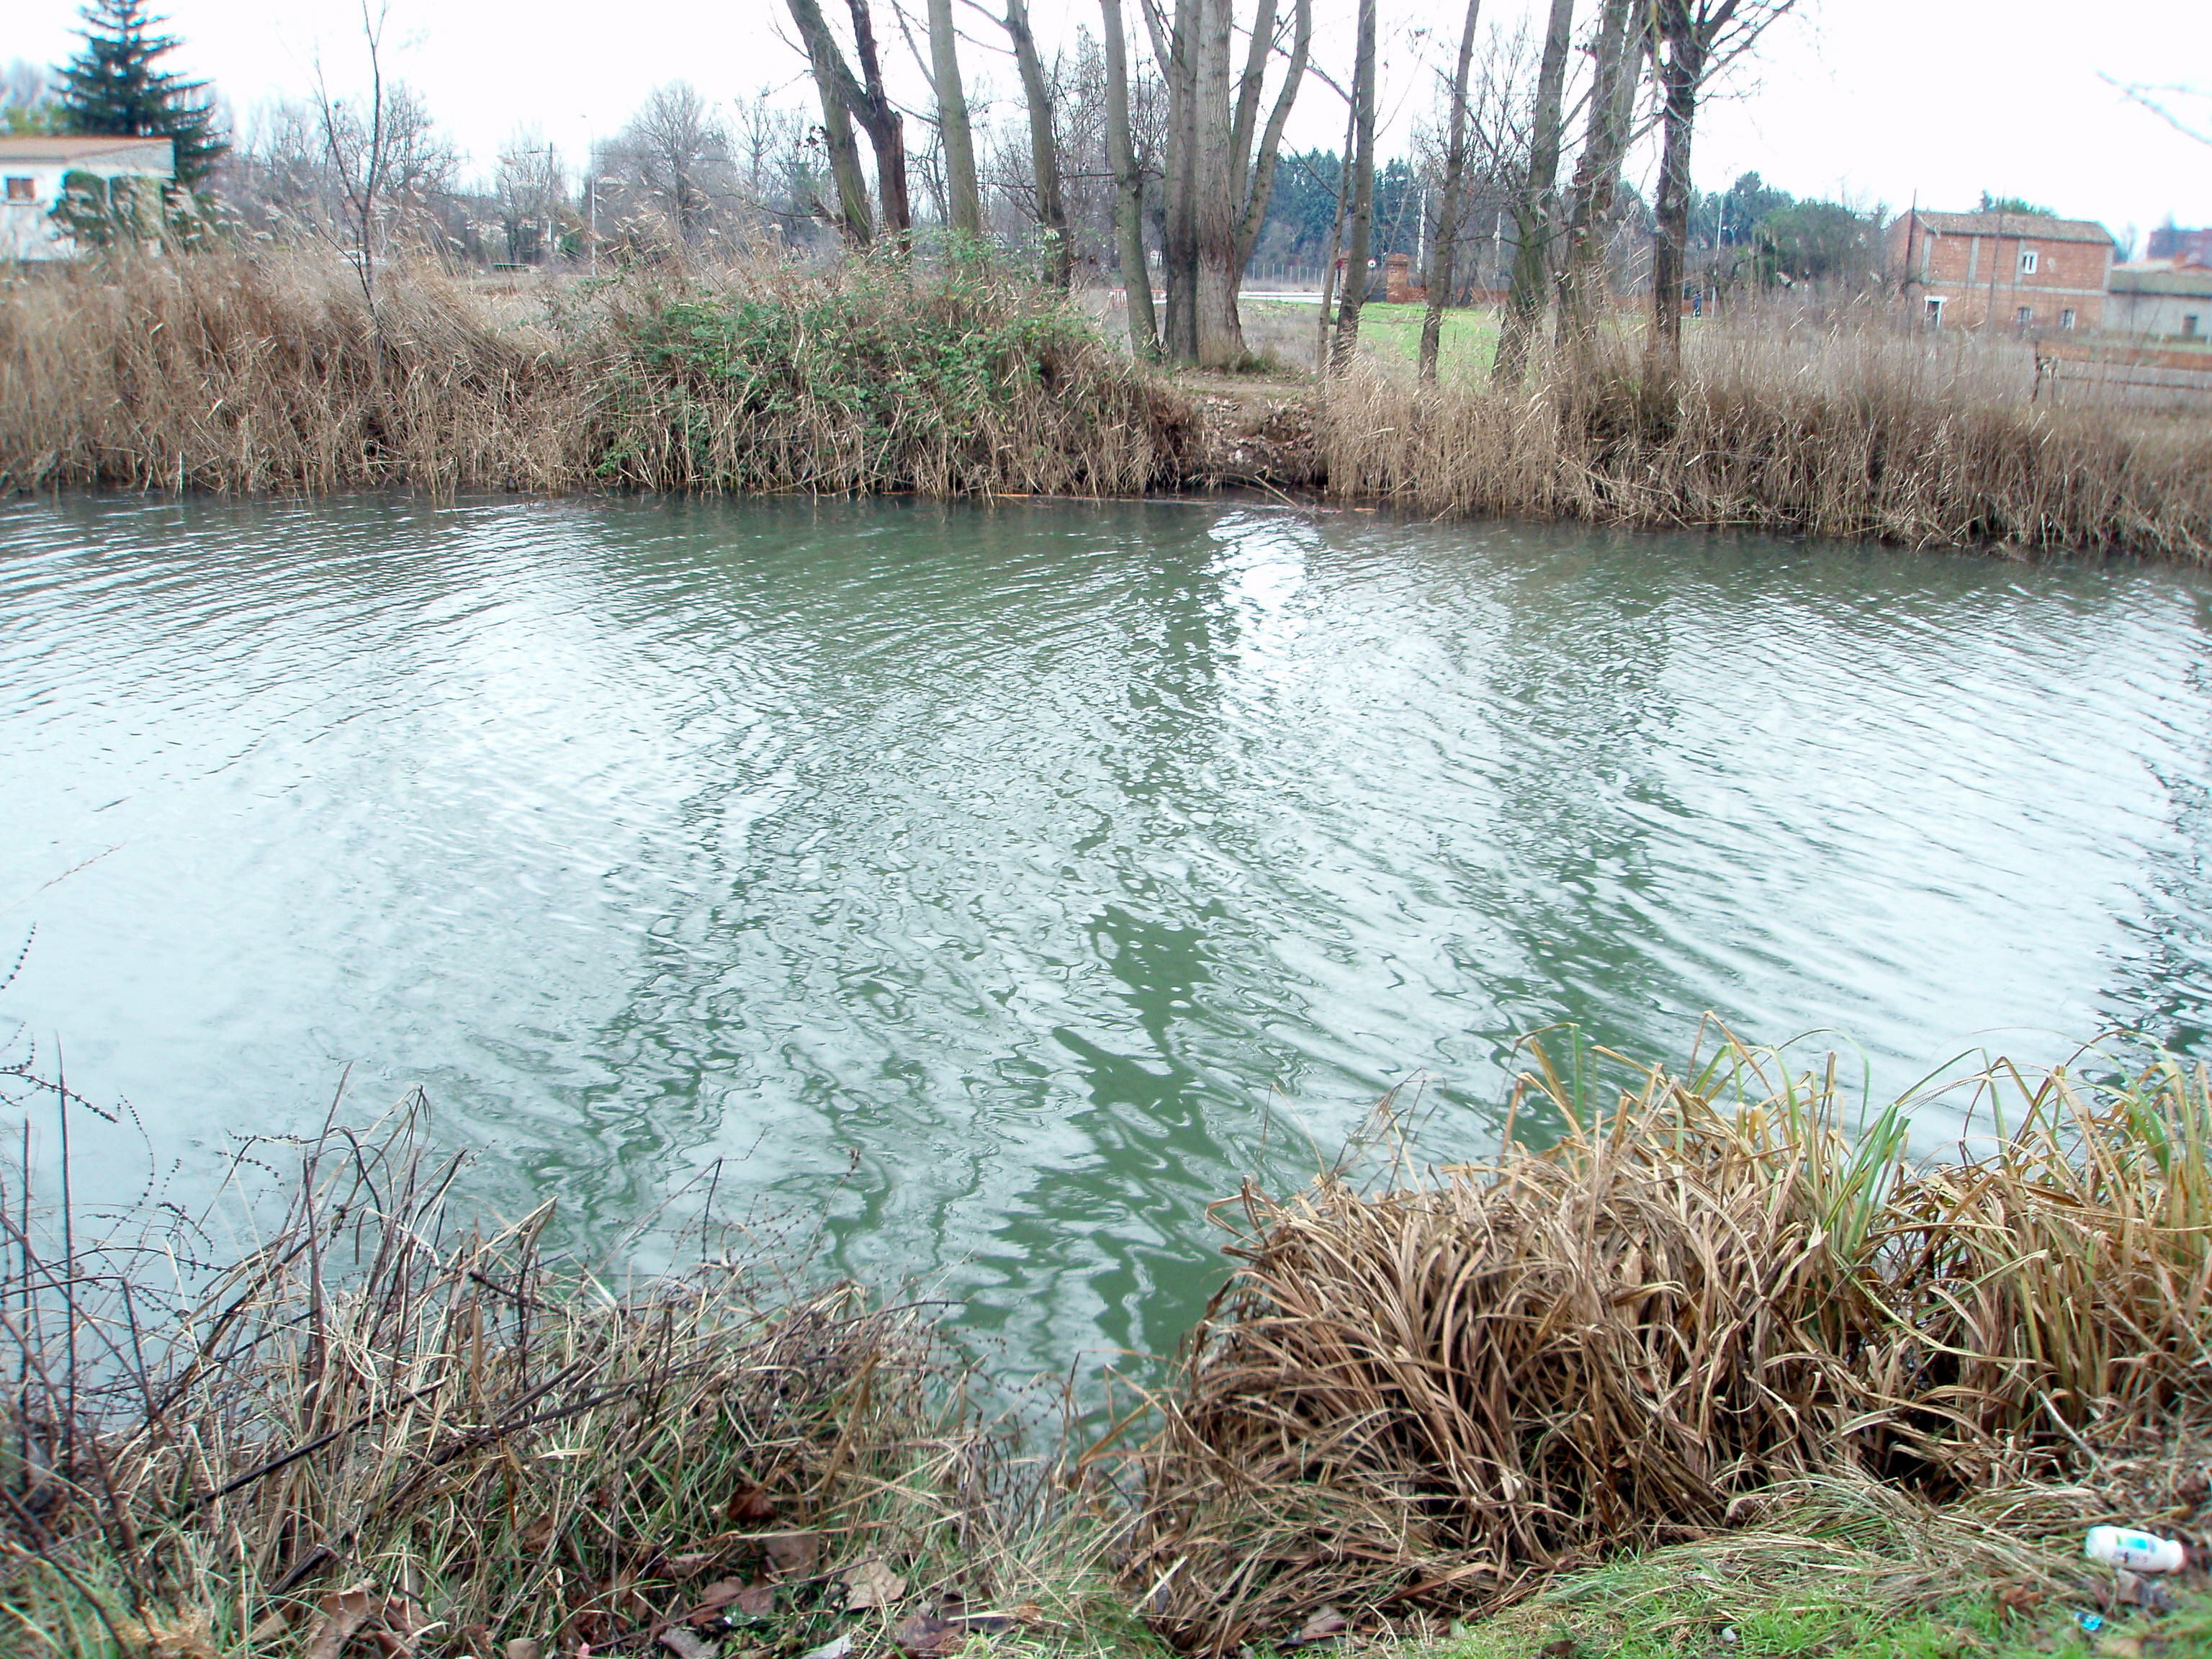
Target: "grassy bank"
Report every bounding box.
[4,249,2211,552]
[0,253,1187,498]
[8,1033,2212,1657]
[1320,325,2212,555]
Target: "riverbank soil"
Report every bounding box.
[1173,368,1325,491]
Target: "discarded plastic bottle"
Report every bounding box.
[2085,1527,2189,1573]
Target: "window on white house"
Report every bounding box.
[4,178,35,204]
[2188,315,2203,339]
[2019,248,2038,274]
[2061,308,2077,329]
[2016,305,2033,326]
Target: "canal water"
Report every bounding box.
[6,495,2212,1372]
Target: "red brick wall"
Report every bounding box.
[1887,218,2110,330]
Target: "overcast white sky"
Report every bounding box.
[14,0,2212,247]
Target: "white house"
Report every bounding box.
[0,134,176,261]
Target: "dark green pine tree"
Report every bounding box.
[55,0,225,189]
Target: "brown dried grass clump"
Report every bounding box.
[1322,324,2212,557]
[0,1097,1125,1658]
[0,255,590,495]
[1125,1035,2212,1652]
[0,249,1190,500]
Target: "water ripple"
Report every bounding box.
[5,494,2212,1372]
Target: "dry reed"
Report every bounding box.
[0,251,1188,499]
[1322,323,2212,557]
[0,1095,1123,1658]
[1123,1034,2212,1653]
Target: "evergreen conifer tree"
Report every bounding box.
[55,0,224,188]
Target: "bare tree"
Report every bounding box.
[784,0,911,245]
[1328,0,1377,372]
[1003,0,1072,286]
[495,130,570,263]
[3,59,58,133]
[312,0,392,307]
[2102,76,2212,146]
[1491,0,1575,388]
[1141,0,1312,365]
[1418,0,1483,381]
[926,0,984,236]
[609,82,733,247]
[1101,0,1157,354]
[1555,0,1641,345]
[1650,0,1795,359]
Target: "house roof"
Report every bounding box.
[1908,210,2116,247]
[0,135,174,168]
[2110,263,2212,297]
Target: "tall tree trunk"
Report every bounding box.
[1005,0,1071,287]
[1143,0,1308,366]
[1190,0,1241,365]
[1555,0,1637,346]
[786,0,876,244]
[927,0,982,238]
[1146,0,1201,362]
[1419,0,1483,382]
[1329,0,1377,372]
[1314,103,1354,372]
[845,0,911,240]
[1102,0,1158,356]
[1491,0,1575,388]
[1650,2,1704,361]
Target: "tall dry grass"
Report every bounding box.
[0,251,1188,499]
[0,256,590,495]
[1123,1034,2212,1653]
[0,1097,1128,1658]
[1323,323,2212,557]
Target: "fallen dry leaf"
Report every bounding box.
[798,1638,854,1659]
[306,1586,376,1659]
[842,1557,908,1611]
[764,1531,821,1579]
[502,1642,543,1659]
[727,1484,777,1524]
[893,1613,966,1657]
[657,1630,716,1659]
[662,1553,721,1581]
[682,1579,748,1627]
[1290,1606,1349,1647]
[1995,1583,2043,1616]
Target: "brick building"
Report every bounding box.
[1885,210,2116,331]
[2146,225,2212,266]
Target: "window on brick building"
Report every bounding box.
[1925,297,1945,328]
[2061,308,2076,329]
[2016,305,2033,326]
[2019,248,2038,274]
[4,178,35,204]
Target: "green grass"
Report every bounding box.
[1239,299,1502,377]
[1419,1556,2211,1659]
